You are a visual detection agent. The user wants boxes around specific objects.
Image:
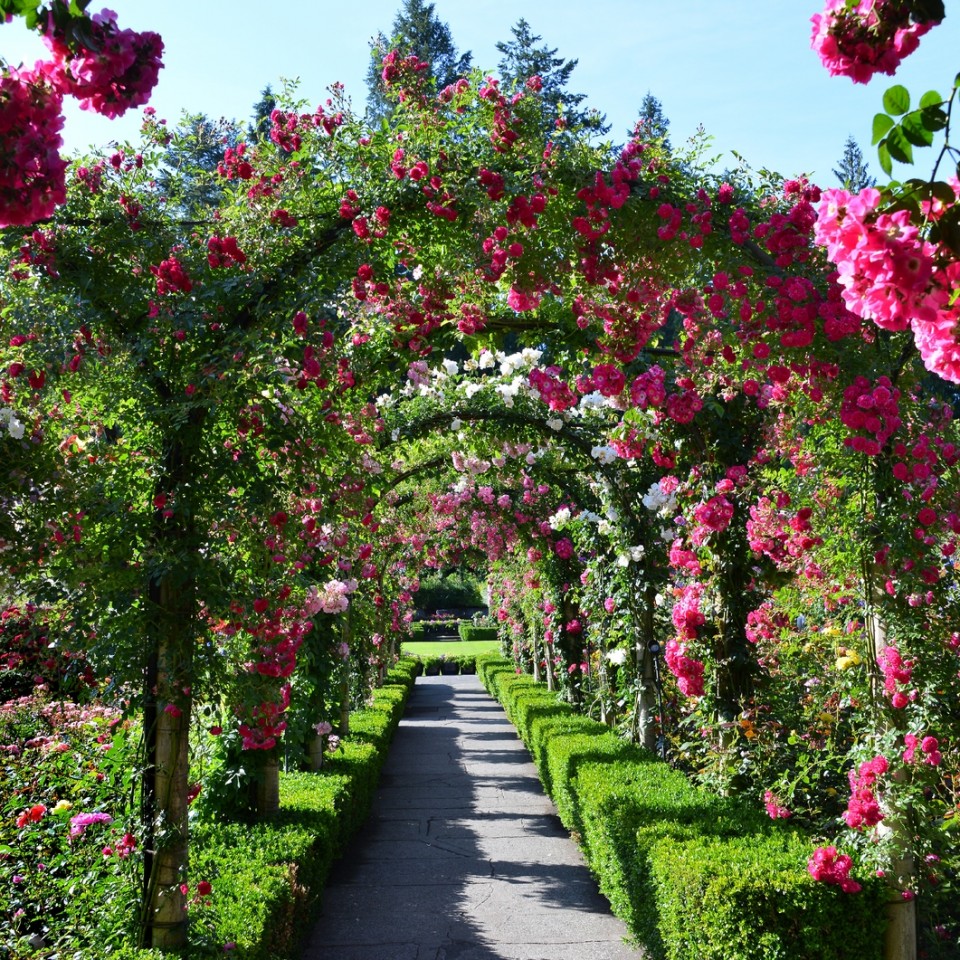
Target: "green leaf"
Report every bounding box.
[877,141,893,177]
[928,181,957,205]
[913,0,945,22]
[885,126,914,165]
[882,84,910,115]
[919,90,943,109]
[920,106,948,133]
[933,208,960,258]
[900,179,955,207]
[901,113,934,148]
[872,113,894,145]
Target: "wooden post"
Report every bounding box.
[866,594,916,960]
[531,619,541,683]
[339,610,352,736]
[253,754,280,818]
[307,735,325,771]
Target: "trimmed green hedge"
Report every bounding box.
[457,624,498,643]
[408,652,479,675]
[476,654,886,960]
[134,657,419,959]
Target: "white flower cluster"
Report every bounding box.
[495,378,524,407]
[591,444,617,465]
[0,408,25,440]
[642,480,677,516]
[642,480,679,542]
[548,506,572,530]
[466,347,543,377]
[579,392,608,412]
[616,544,646,567]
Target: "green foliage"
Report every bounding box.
[403,639,498,657]
[0,659,417,958]
[414,567,485,611]
[872,82,950,175]
[650,834,886,960]
[457,624,498,643]
[496,18,606,136]
[636,91,671,150]
[365,0,472,121]
[478,657,887,960]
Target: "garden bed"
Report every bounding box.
[1,658,419,959]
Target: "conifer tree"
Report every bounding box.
[496,18,607,135]
[832,134,875,192]
[634,91,671,151]
[366,0,472,122]
[248,84,277,143]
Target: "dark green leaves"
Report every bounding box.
[913,0,945,21]
[873,85,950,176]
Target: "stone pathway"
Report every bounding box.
[300,673,643,960]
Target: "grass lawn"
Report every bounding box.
[402,639,500,657]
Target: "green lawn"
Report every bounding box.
[402,639,500,657]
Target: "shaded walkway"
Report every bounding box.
[301,674,643,960]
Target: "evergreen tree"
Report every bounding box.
[496,18,607,136]
[634,92,671,151]
[248,84,276,144]
[832,135,875,192]
[366,0,472,122]
[158,113,242,219]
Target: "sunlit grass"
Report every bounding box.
[402,639,500,657]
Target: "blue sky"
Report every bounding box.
[3,1,957,185]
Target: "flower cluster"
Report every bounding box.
[666,582,706,697]
[691,494,735,544]
[0,67,68,227]
[69,810,113,839]
[150,255,193,296]
[902,732,942,766]
[43,8,164,118]
[747,496,822,572]
[877,644,914,708]
[811,0,934,83]
[237,684,289,751]
[839,376,901,456]
[843,754,887,829]
[206,235,247,269]
[815,188,960,384]
[763,790,792,819]
[807,845,862,893]
[1,406,26,440]
[307,578,358,615]
[15,803,47,828]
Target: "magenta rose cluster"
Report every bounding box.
[811,0,935,84]
[0,8,163,228]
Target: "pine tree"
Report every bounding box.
[496,18,606,136]
[832,135,875,192]
[248,85,276,144]
[366,0,472,122]
[634,92,671,151]
[158,113,242,218]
